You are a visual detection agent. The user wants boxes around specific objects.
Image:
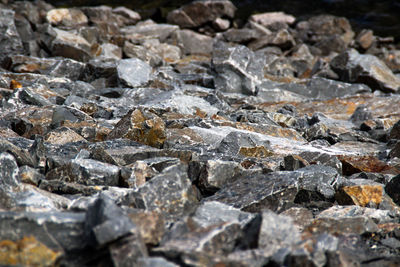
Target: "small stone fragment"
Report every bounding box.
[117,58,152,87]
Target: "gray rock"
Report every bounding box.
[299,151,342,174]
[0,152,20,189]
[207,165,342,212]
[85,194,140,246]
[385,174,400,205]
[0,139,35,167]
[127,164,198,225]
[221,28,260,44]
[212,41,264,95]
[217,131,271,155]
[0,9,24,62]
[170,29,213,56]
[121,23,178,43]
[46,158,121,186]
[258,210,301,254]
[109,234,148,267]
[389,120,400,140]
[46,8,88,28]
[330,49,400,93]
[51,28,92,62]
[117,58,152,88]
[137,257,179,267]
[112,6,141,26]
[0,211,86,251]
[166,0,236,28]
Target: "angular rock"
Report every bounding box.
[0,152,20,189]
[112,6,141,26]
[44,126,87,145]
[337,155,399,175]
[336,185,383,207]
[170,29,213,56]
[117,58,152,87]
[46,158,120,186]
[137,257,179,267]
[389,119,400,140]
[120,22,178,43]
[127,164,198,225]
[109,234,148,267]
[330,49,400,93]
[0,9,24,62]
[385,174,400,205]
[107,108,166,148]
[166,0,236,28]
[258,210,301,255]
[212,41,264,95]
[46,8,88,27]
[355,29,375,50]
[51,28,92,62]
[127,209,165,246]
[0,236,62,267]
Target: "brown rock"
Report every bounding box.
[249,12,295,28]
[337,185,383,207]
[337,155,400,175]
[107,108,166,148]
[46,8,88,27]
[356,29,375,50]
[127,210,165,245]
[0,236,62,267]
[44,126,87,145]
[238,146,274,158]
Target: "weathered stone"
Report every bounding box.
[127,164,198,225]
[112,6,141,26]
[250,12,295,28]
[356,29,375,50]
[127,209,165,246]
[109,234,148,267]
[0,139,35,167]
[51,28,92,62]
[18,165,43,186]
[170,29,213,56]
[96,43,122,60]
[0,236,62,267]
[307,216,378,235]
[46,158,120,186]
[44,126,87,145]
[207,165,342,212]
[212,41,264,95]
[338,155,399,175]
[166,0,236,28]
[0,9,24,62]
[330,49,400,93]
[85,194,140,246]
[0,211,86,251]
[281,207,314,231]
[221,28,260,44]
[107,108,166,148]
[117,58,152,88]
[258,210,301,254]
[385,174,400,205]
[248,29,296,50]
[46,8,88,27]
[389,120,400,140]
[283,154,308,171]
[120,21,178,42]
[336,185,383,207]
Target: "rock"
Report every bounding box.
[18,165,43,186]
[336,185,383,207]
[385,174,400,205]
[96,43,122,60]
[127,164,198,225]
[117,58,152,87]
[212,18,230,31]
[44,126,87,145]
[337,155,399,175]
[307,216,378,235]
[51,28,92,62]
[330,49,400,93]
[281,207,314,231]
[0,211,87,251]
[389,120,400,140]
[120,22,178,43]
[258,210,301,254]
[166,0,236,28]
[249,12,295,28]
[46,8,88,27]
[355,29,375,50]
[221,28,260,44]
[0,9,24,62]
[212,41,264,95]
[0,236,62,267]
[248,29,296,50]
[109,234,148,267]
[0,152,20,189]
[107,108,166,148]
[170,29,213,56]
[137,257,179,267]
[112,6,141,26]
[127,209,165,246]
[46,158,121,186]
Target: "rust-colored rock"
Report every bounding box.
[127,210,165,245]
[0,236,62,267]
[337,155,400,175]
[107,108,166,148]
[336,185,383,207]
[239,146,274,158]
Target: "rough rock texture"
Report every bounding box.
[1,0,400,266]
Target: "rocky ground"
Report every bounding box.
[1,0,400,266]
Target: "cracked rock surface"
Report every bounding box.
[1,0,400,266]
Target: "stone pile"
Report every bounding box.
[1,0,400,266]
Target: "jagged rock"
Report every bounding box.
[44,126,87,145]
[220,28,260,44]
[18,165,43,186]
[248,29,296,50]
[337,155,399,175]
[127,209,165,246]
[385,174,400,205]
[281,207,314,231]
[355,29,375,50]
[0,139,35,167]
[336,184,383,207]
[217,131,271,155]
[109,234,148,267]
[296,15,354,55]
[46,8,88,27]
[112,6,141,26]
[330,49,400,93]
[96,43,122,60]
[0,152,20,189]
[0,211,87,251]
[389,120,400,140]
[212,41,264,95]
[207,165,343,212]
[51,28,92,62]
[117,58,152,88]
[0,236,62,267]
[127,164,198,225]
[107,108,166,148]
[120,22,178,43]
[0,9,24,62]
[258,210,301,254]
[307,216,378,235]
[170,29,213,56]
[46,158,120,186]
[166,0,236,28]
